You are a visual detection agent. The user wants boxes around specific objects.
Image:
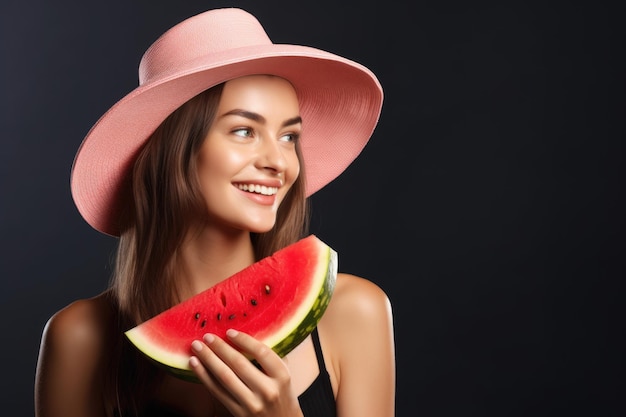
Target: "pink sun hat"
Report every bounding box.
[70,7,383,237]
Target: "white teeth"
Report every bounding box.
[237,184,278,196]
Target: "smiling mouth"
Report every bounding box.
[236,183,279,196]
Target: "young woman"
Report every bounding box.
[35,8,395,417]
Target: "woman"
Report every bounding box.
[35,8,395,417]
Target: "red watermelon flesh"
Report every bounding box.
[125,235,337,381]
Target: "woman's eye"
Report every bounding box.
[280,132,300,143]
[233,128,253,138]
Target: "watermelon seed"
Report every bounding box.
[250,299,257,306]
[264,285,271,294]
[228,314,236,320]
[217,313,222,321]
[201,319,206,327]
[194,312,200,320]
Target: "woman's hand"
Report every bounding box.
[189,329,304,417]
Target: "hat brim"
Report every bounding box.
[71,44,383,236]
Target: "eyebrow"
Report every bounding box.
[221,109,302,128]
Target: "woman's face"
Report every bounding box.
[196,75,301,233]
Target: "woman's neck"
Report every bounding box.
[176,227,256,300]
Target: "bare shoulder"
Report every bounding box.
[319,272,394,351]
[318,274,396,416]
[41,291,114,352]
[326,272,393,323]
[35,291,117,417]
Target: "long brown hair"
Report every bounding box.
[104,79,310,416]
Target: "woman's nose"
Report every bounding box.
[256,138,288,172]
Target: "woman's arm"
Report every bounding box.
[325,273,396,417]
[35,299,108,417]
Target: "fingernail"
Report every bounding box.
[189,356,199,367]
[191,340,203,352]
[203,333,215,344]
[226,329,238,338]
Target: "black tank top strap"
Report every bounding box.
[297,327,337,417]
[310,327,327,372]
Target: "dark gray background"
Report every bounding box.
[1,0,624,415]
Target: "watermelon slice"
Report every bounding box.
[125,235,337,381]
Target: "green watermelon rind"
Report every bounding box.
[125,236,337,382]
[271,248,336,357]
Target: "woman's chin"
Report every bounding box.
[245,221,277,234]
[226,216,277,234]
